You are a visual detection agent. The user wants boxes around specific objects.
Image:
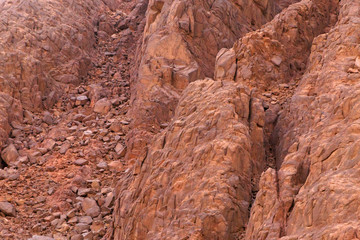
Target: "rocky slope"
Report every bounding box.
[1,0,360,239]
[0,0,146,239]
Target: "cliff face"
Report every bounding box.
[247,0,360,238]
[125,0,283,161]
[112,0,360,239]
[113,79,266,239]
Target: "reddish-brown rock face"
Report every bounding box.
[0,0,114,147]
[113,79,266,239]
[246,0,360,239]
[126,0,284,161]
[1,0,359,239]
[112,0,360,239]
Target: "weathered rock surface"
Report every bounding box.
[111,79,266,239]
[0,201,16,216]
[0,0,138,238]
[246,0,360,239]
[0,0,116,151]
[1,144,19,166]
[126,0,287,160]
[1,0,359,239]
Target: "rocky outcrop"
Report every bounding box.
[246,0,360,239]
[110,0,360,239]
[0,0,116,149]
[216,0,339,91]
[112,79,266,239]
[126,0,285,160]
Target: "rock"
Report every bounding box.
[103,192,114,208]
[0,201,16,216]
[0,169,8,179]
[79,216,93,225]
[1,144,19,166]
[43,111,54,125]
[81,198,100,217]
[126,0,280,163]
[76,96,89,106]
[112,80,265,239]
[82,232,93,240]
[109,121,122,132]
[66,209,77,218]
[59,142,71,155]
[70,234,83,240]
[24,110,34,123]
[28,236,54,240]
[74,158,88,166]
[74,114,86,122]
[42,139,56,151]
[90,220,105,235]
[355,56,360,69]
[271,55,282,66]
[77,188,91,196]
[96,161,108,169]
[18,156,29,163]
[68,216,78,224]
[74,223,90,233]
[87,180,100,191]
[279,83,289,88]
[114,143,126,157]
[38,148,48,155]
[93,98,111,114]
[108,161,122,171]
[51,219,60,227]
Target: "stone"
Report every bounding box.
[59,142,71,155]
[0,169,8,180]
[28,236,54,240]
[18,156,29,163]
[103,192,114,208]
[70,234,83,240]
[108,161,122,171]
[82,232,94,240]
[90,220,105,235]
[355,57,360,69]
[81,198,100,217]
[271,55,282,66]
[68,216,78,224]
[79,216,93,225]
[93,98,111,114]
[42,139,56,151]
[0,201,16,216]
[74,114,86,122]
[43,111,54,125]
[114,143,126,157]
[96,161,108,169]
[77,188,91,196]
[74,223,90,233]
[76,96,89,106]
[74,158,88,166]
[1,144,19,166]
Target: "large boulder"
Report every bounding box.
[1,144,19,166]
